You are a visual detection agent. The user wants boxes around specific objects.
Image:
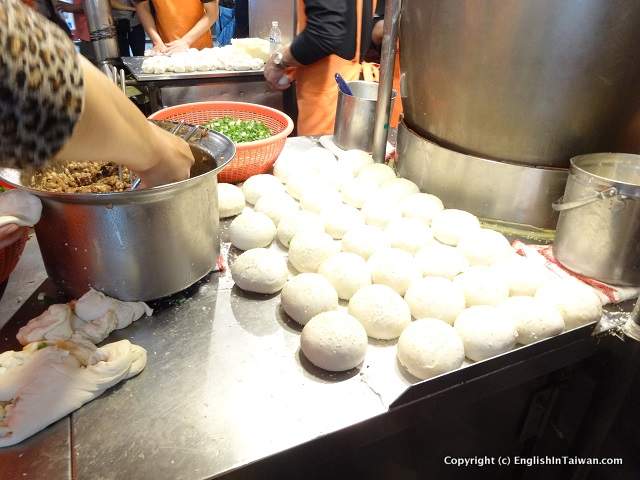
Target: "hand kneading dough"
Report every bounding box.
[301,311,368,371]
[337,149,373,176]
[254,191,299,226]
[494,255,549,296]
[357,163,396,185]
[397,319,465,379]
[341,177,380,209]
[368,248,421,296]
[454,306,518,361]
[321,203,365,239]
[231,248,288,294]
[348,284,411,339]
[242,174,284,205]
[431,209,481,246]
[415,242,469,279]
[535,279,603,329]
[378,177,419,200]
[281,273,338,325]
[276,210,325,248]
[384,218,433,253]
[341,224,389,259]
[229,210,276,250]
[404,277,466,325]
[457,228,513,266]
[318,252,371,300]
[288,231,340,273]
[453,266,509,306]
[400,193,444,226]
[218,183,245,218]
[497,296,564,345]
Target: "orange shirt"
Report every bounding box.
[151,0,213,49]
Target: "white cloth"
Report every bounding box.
[0,190,42,227]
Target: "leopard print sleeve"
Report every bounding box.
[0,0,84,169]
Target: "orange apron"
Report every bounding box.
[294,0,364,136]
[152,0,212,49]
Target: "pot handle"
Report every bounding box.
[552,186,618,212]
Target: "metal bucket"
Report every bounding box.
[553,153,640,285]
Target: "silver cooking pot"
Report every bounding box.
[0,121,235,301]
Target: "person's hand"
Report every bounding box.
[152,42,168,54]
[165,39,190,54]
[264,58,291,91]
[0,224,25,250]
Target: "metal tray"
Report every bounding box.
[122,56,264,82]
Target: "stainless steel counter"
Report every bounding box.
[122,57,264,83]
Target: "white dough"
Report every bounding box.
[288,231,340,273]
[397,319,465,379]
[384,217,433,253]
[217,183,245,218]
[457,228,513,267]
[497,296,565,345]
[341,177,380,209]
[378,177,419,201]
[285,149,340,197]
[300,311,368,371]
[400,193,444,226]
[229,210,276,250]
[357,163,396,185]
[348,284,411,339]
[404,277,466,325]
[431,209,481,246]
[341,224,389,259]
[0,190,42,227]
[453,267,510,306]
[494,255,550,296]
[337,150,373,176]
[231,248,288,294]
[362,195,402,228]
[286,172,336,200]
[454,306,518,361]
[242,174,284,205]
[368,248,421,296]
[321,203,365,239]
[254,191,299,226]
[318,252,371,300]
[300,187,342,214]
[276,210,325,248]
[280,273,339,325]
[535,279,603,329]
[414,242,469,279]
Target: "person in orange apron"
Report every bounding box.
[134,0,217,54]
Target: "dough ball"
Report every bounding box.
[276,210,325,248]
[242,174,284,205]
[286,172,336,200]
[497,296,564,345]
[337,149,373,176]
[397,319,465,379]
[348,284,411,339]
[341,177,380,209]
[357,163,396,185]
[400,193,444,226]
[218,183,245,218]
[321,203,365,239]
[378,177,420,201]
[273,152,297,184]
[431,209,481,246]
[404,277,466,325]
[300,186,342,214]
[453,266,509,306]
[384,217,433,253]
[535,279,603,329]
[301,311,368,371]
[286,149,340,197]
[362,196,402,228]
[318,252,371,300]
[368,248,421,296]
[454,306,518,361]
[281,273,339,325]
[415,242,469,279]
[254,191,299,226]
[341,224,389,259]
[289,231,340,273]
[229,210,276,250]
[494,255,549,296]
[231,248,288,294]
[458,228,513,267]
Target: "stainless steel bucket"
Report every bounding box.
[553,154,640,285]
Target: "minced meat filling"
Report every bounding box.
[30,162,132,193]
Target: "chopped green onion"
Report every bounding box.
[202,116,271,143]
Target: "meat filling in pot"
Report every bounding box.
[30,162,132,193]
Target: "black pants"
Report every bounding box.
[115,18,146,57]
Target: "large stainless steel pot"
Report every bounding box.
[400,0,640,167]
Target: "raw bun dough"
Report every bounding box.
[229,210,276,250]
[231,248,288,294]
[321,203,365,239]
[378,177,420,200]
[454,305,518,361]
[276,210,325,248]
[300,187,342,214]
[300,311,368,371]
[431,209,481,246]
[341,177,380,209]
[362,196,402,228]
[341,224,389,259]
[318,252,371,300]
[453,266,509,306]
[242,174,284,205]
[404,277,466,325]
[400,193,444,226]
[218,183,245,218]
[348,284,411,339]
[397,319,465,379]
[337,149,373,176]
[494,255,549,296]
[384,217,433,253]
[254,191,299,226]
[497,296,565,345]
[535,279,603,329]
[368,248,421,296]
[288,231,340,273]
[357,163,396,185]
[458,228,513,266]
[0,189,42,226]
[285,149,340,197]
[281,273,339,325]
[415,242,469,279]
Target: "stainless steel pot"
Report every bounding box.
[553,154,640,286]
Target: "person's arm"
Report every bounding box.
[110,0,136,11]
[134,0,167,53]
[165,1,218,53]
[372,0,385,46]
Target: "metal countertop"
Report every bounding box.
[122,57,265,83]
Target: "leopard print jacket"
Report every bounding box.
[0,0,84,169]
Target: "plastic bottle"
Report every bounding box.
[269,21,282,53]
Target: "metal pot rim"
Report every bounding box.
[569,153,640,198]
